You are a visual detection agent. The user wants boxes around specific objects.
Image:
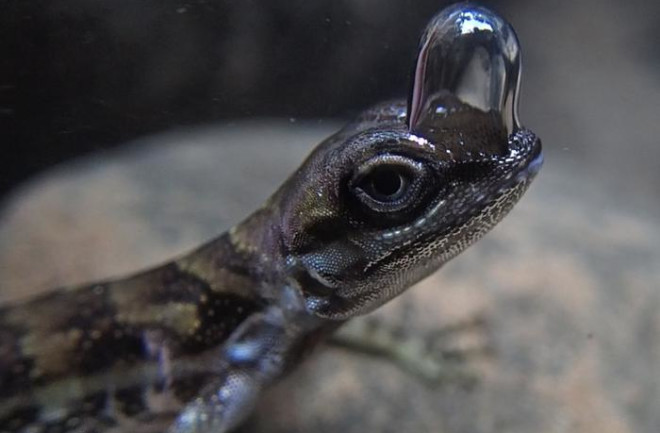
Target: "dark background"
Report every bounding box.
[2,0,659,208]
[1,0,490,196]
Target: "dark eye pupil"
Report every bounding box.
[368,167,405,199]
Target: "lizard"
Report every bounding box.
[0,4,542,433]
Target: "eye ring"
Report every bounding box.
[350,154,429,214]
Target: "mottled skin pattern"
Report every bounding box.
[0,96,541,433]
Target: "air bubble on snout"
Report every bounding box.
[407,4,522,136]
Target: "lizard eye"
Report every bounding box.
[351,155,430,214]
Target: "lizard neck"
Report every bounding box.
[179,205,334,329]
[229,206,287,280]
[175,205,287,300]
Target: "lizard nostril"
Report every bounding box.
[526,152,544,176]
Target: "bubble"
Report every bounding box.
[408,4,522,136]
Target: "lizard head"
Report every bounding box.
[274,4,543,319]
[277,100,541,320]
